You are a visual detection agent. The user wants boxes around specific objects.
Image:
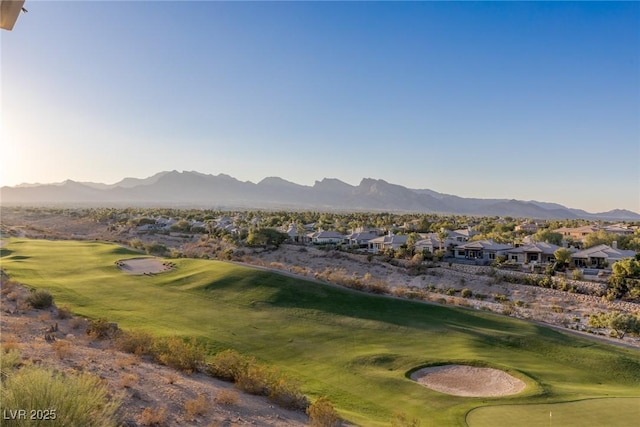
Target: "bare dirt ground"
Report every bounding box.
[0,280,309,427]
[410,365,526,397]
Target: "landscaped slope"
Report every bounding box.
[2,238,639,426]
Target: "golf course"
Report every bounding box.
[2,238,639,426]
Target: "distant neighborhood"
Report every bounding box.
[125,211,639,275]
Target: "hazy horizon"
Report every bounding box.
[1,2,638,212]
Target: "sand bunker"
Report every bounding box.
[410,365,526,397]
[116,258,174,275]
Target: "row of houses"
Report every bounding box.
[285,224,636,269]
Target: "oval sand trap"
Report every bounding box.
[410,365,526,397]
[117,258,173,275]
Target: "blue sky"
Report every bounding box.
[1,1,639,213]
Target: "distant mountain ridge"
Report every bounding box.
[2,170,638,220]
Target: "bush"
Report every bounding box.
[57,305,72,319]
[86,318,118,339]
[115,329,155,356]
[52,340,73,360]
[461,288,473,298]
[184,395,209,418]
[139,406,167,426]
[307,396,340,427]
[1,365,120,427]
[493,294,508,303]
[572,269,584,281]
[207,349,250,382]
[153,336,204,373]
[26,289,53,309]
[214,389,240,405]
[268,375,309,410]
[235,363,275,395]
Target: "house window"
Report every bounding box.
[511,255,518,261]
[489,253,495,260]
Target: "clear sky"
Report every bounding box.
[1,1,639,213]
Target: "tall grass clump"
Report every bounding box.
[1,349,22,378]
[25,288,53,309]
[1,365,121,427]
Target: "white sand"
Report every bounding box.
[410,365,526,397]
[117,258,172,275]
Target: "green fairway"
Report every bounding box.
[2,238,639,426]
[466,398,640,427]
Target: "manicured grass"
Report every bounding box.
[466,398,640,427]
[2,238,640,426]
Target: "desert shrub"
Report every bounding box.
[1,334,21,353]
[461,288,473,298]
[153,336,204,373]
[26,288,53,309]
[475,293,487,301]
[307,396,340,427]
[572,269,584,281]
[1,365,120,427]
[184,395,209,418]
[214,389,240,405]
[235,363,275,395]
[70,317,87,330]
[115,329,155,356]
[145,241,167,256]
[550,305,564,313]
[207,349,250,382]
[493,294,508,303]
[366,280,388,294]
[514,300,528,308]
[268,375,309,410]
[86,318,117,339]
[445,287,456,296]
[119,373,139,389]
[139,406,167,426]
[52,340,73,359]
[57,304,72,319]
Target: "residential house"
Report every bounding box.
[448,228,478,243]
[414,233,456,255]
[515,223,539,234]
[283,223,304,243]
[306,230,344,245]
[554,225,599,242]
[507,242,562,265]
[454,240,514,262]
[602,224,635,236]
[367,233,408,254]
[571,244,636,269]
[344,230,379,249]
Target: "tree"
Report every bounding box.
[532,229,563,246]
[436,229,449,252]
[608,257,640,301]
[608,313,639,338]
[553,248,572,268]
[246,228,288,248]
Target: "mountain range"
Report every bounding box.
[2,170,638,220]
